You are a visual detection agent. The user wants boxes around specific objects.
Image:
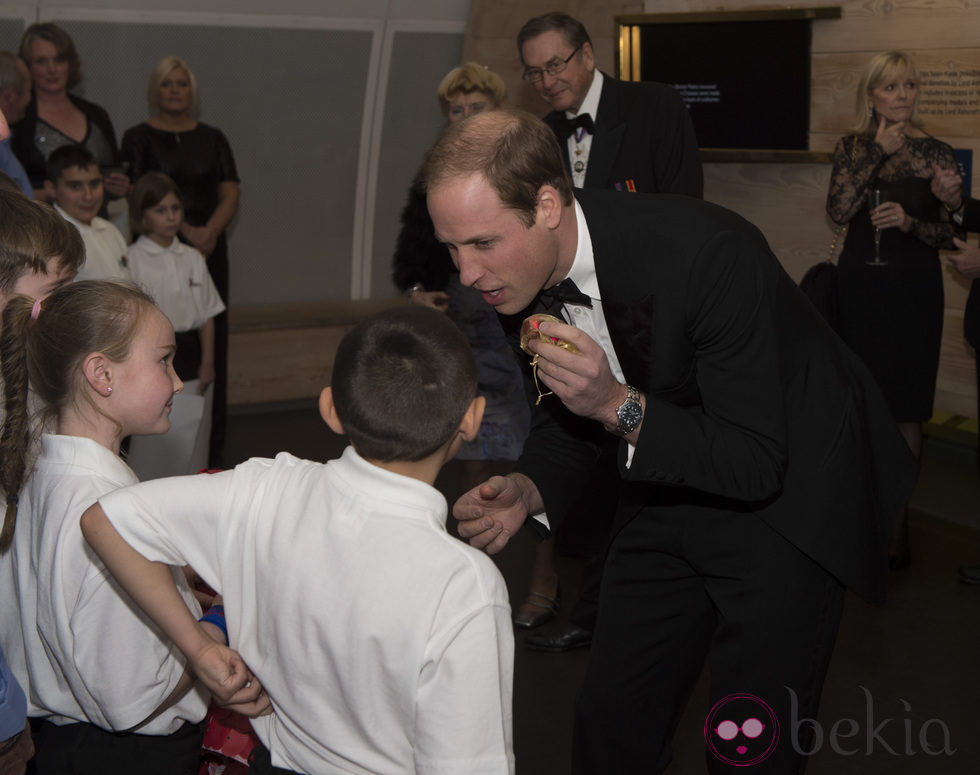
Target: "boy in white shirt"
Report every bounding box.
[81,305,516,775]
[44,145,131,283]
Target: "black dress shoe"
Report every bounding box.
[524,623,592,652]
[957,565,980,584]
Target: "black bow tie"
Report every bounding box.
[553,113,595,141]
[540,278,592,310]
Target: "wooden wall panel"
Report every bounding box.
[703,163,835,283]
[812,2,980,54]
[465,0,980,418]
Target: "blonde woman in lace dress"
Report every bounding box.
[826,50,961,569]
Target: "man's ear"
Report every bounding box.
[581,41,596,71]
[536,185,564,230]
[81,352,112,396]
[43,179,57,201]
[458,396,486,442]
[318,387,346,435]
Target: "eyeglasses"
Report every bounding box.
[714,718,766,741]
[522,44,583,83]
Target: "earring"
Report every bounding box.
[106,386,113,395]
[868,105,873,117]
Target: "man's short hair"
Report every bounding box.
[0,51,26,94]
[45,144,98,184]
[421,108,573,228]
[517,12,592,64]
[331,305,477,463]
[0,189,84,293]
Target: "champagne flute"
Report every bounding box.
[866,186,889,266]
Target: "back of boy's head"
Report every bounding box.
[331,305,477,462]
[45,144,98,184]
[0,280,155,550]
[0,189,84,294]
[129,171,181,235]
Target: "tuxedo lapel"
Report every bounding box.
[584,76,625,189]
[544,112,574,176]
[577,190,654,385]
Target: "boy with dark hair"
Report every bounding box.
[44,144,130,283]
[81,305,515,775]
[0,187,81,309]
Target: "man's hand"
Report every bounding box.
[453,473,543,554]
[874,116,906,156]
[181,223,219,256]
[102,171,131,199]
[526,320,623,426]
[931,164,963,211]
[947,238,980,280]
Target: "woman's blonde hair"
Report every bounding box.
[436,62,506,117]
[146,55,199,117]
[850,51,924,135]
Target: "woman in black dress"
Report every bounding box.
[826,50,961,567]
[121,56,240,467]
[12,23,129,204]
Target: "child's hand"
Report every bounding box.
[222,670,274,718]
[191,638,264,706]
[198,362,216,394]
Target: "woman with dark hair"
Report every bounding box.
[826,50,961,568]
[11,22,128,203]
[121,55,240,468]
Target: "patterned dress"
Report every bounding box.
[827,134,960,421]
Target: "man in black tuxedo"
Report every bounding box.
[517,10,703,652]
[518,11,702,196]
[424,109,915,773]
[932,167,980,584]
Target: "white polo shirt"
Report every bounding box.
[55,203,132,283]
[126,235,225,333]
[99,446,515,774]
[0,434,207,733]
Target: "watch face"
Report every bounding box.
[617,400,642,433]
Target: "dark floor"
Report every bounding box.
[225,402,980,774]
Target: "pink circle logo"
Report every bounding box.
[703,693,780,766]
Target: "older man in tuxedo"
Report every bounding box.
[518,11,702,196]
[424,109,914,774]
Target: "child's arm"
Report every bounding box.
[198,317,216,395]
[80,502,266,711]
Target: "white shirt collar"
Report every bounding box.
[53,202,106,232]
[567,69,603,122]
[135,234,183,254]
[564,199,598,302]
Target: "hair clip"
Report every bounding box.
[30,298,42,321]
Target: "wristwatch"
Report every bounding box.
[614,384,643,436]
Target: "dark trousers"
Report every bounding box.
[573,507,844,774]
[248,742,302,774]
[32,719,203,775]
